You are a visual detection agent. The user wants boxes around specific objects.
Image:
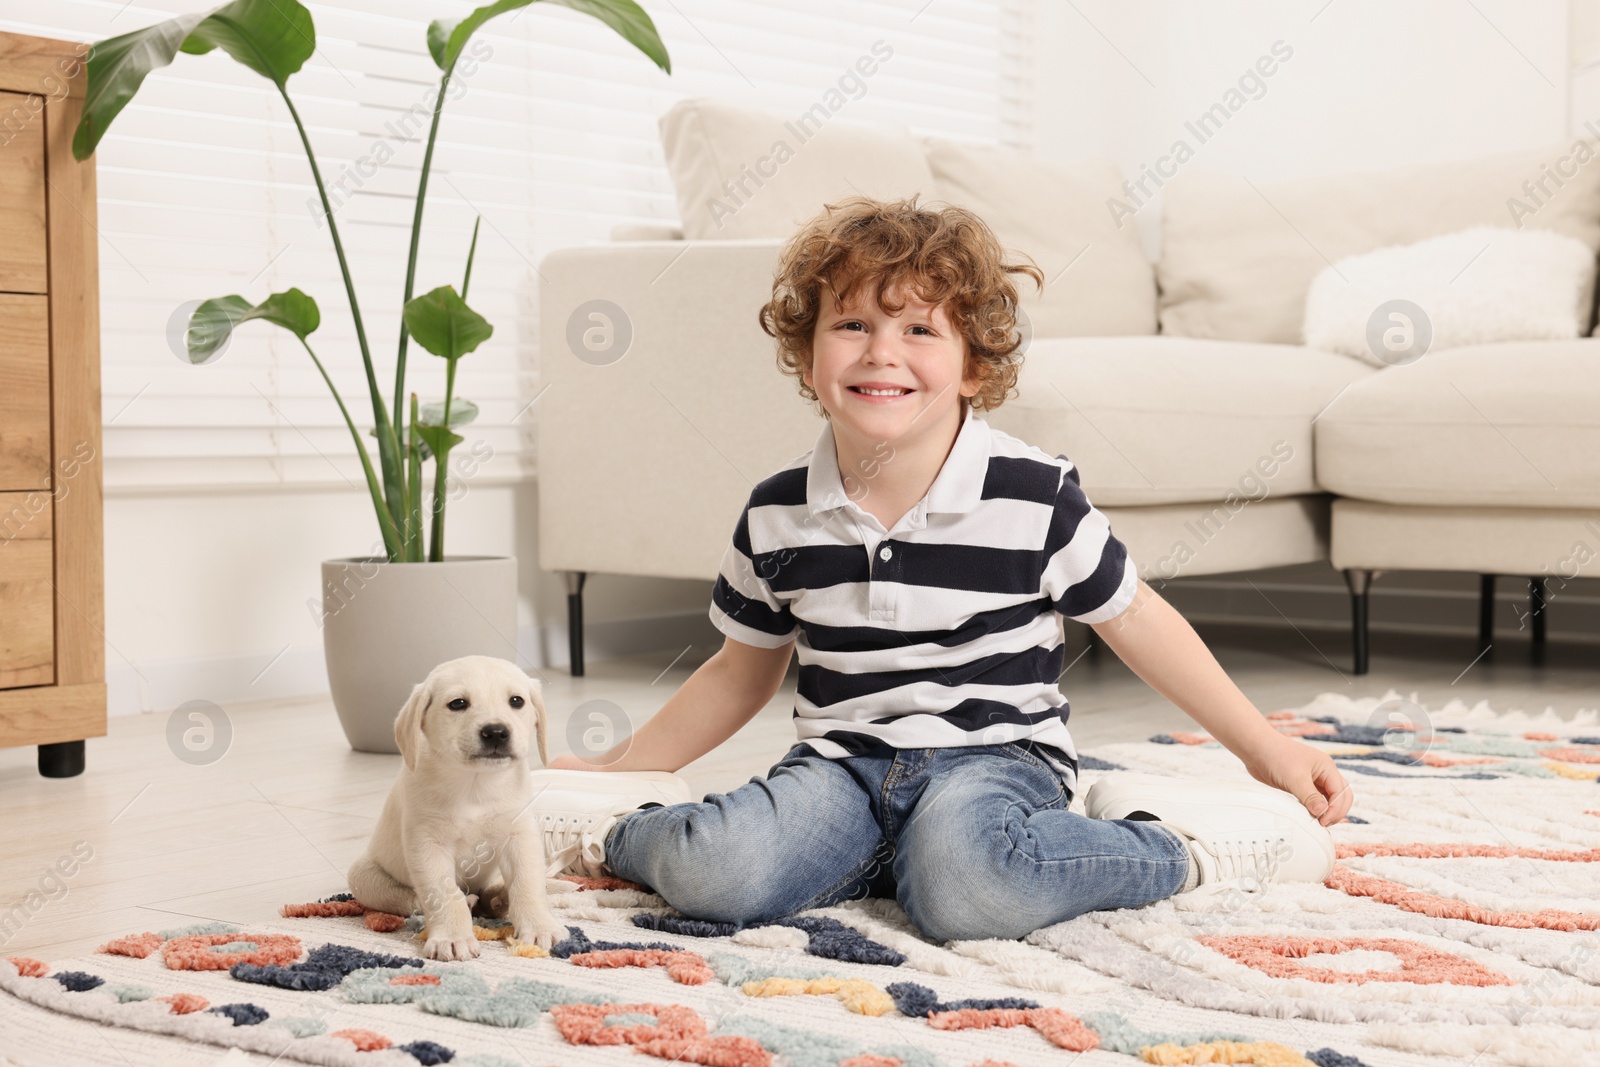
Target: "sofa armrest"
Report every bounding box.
[537,239,825,581]
[609,222,684,241]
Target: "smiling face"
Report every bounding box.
[802,281,981,453]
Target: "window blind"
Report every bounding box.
[1,0,1033,493]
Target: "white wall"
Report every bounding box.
[97,0,1587,716]
[1032,0,1571,259]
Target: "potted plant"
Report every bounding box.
[72,0,671,752]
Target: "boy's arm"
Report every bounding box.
[1090,579,1353,826]
[547,634,795,773]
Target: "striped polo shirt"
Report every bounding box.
[708,409,1138,797]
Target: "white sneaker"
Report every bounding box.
[1083,771,1335,887]
[526,768,695,878]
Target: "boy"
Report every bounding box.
[535,196,1350,943]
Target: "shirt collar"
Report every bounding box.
[806,408,990,518]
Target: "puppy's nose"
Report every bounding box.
[479,723,510,747]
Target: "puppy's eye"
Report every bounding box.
[509,695,525,709]
[447,698,469,711]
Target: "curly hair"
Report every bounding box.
[758,194,1043,419]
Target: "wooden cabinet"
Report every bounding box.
[0,294,53,488]
[0,491,53,690]
[0,32,105,777]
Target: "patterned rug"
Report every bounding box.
[4,691,1599,1067]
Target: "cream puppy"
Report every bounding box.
[348,655,568,960]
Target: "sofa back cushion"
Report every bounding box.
[922,139,1157,337]
[660,98,934,240]
[1158,141,1600,343]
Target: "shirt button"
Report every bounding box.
[879,545,893,561]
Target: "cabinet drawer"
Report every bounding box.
[0,490,54,689]
[0,293,50,490]
[0,91,48,293]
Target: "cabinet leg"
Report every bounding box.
[39,740,86,778]
[564,571,588,677]
[1344,568,1374,676]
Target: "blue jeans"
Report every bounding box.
[602,739,1191,943]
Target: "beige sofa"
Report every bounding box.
[538,99,1600,675]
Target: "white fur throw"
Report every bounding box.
[1301,225,1597,366]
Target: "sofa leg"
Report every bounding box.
[1529,576,1547,666]
[1478,574,1495,661]
[1343,569,1374,676]
[565,571,588,677]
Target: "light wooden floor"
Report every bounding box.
[2,620,1596,970]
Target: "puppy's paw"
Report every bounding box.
[422,930,481,961]
[511,911,569,951]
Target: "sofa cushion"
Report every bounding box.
[1302,227,1597,365]
[920,139,1156,337]
[1314,339,1600,509]
[1159,140,1600,343]
[660,98,934,240]
[981,336,1372,507]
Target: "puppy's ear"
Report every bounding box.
[528,679,548,768]
[394,678,432,772]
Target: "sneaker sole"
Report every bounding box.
[1084,771,1335,881]
[528,768,696,808]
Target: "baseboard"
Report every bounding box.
[105,642,335,721]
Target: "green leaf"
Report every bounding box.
[75,0,315,160]
[427,0,669,76]
[420,398,479,428]
[178,0,315,84]
[424,20,452,70]
[74,11,209,159]
[186,288,320,363]
[413,399,477,459]
[402,285,493,361]
[415,423,465,462]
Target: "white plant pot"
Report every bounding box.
[321,554,518,754]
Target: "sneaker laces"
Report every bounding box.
[537,812,614,880]
[1205,835,1283,888]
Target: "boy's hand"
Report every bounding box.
[1242,733,1353,827]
